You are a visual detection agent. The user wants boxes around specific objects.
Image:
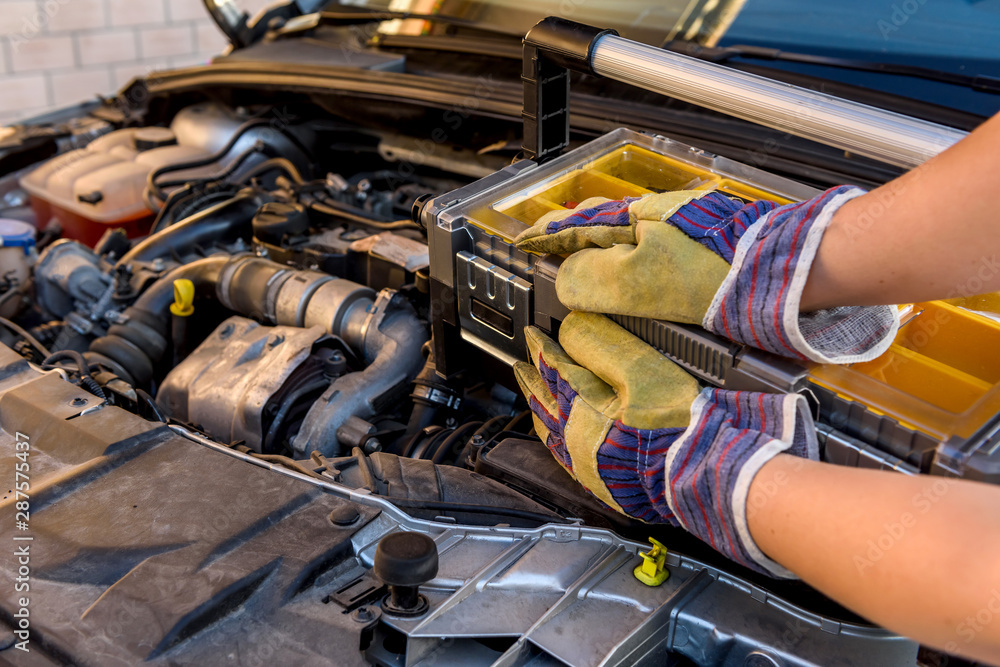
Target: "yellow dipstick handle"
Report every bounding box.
[170,279,195,317]
[634,537,670,587]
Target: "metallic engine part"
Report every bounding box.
[216,255,375,332]
[213,256,428,456]
[293,289,427,456]
[156,316,331,452]
[336,415,379,453]
[34,240,111,318]
[348,232,430,273]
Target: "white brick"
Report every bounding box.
[47,0,107,32]
[51,67,113,106]
[108,0,165,27]
[168,0,211,22]
[0,73,49,113]
[139,25,193,59]
[9,34,74,72]
[195,21,228,54]
[0,2,40,38]
[77,28,138,65]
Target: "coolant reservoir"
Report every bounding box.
[0,219,36,317]
[20,127,214,246]
[21,103,301,247]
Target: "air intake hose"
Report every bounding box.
[88,256,228,386]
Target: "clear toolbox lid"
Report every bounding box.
[448,128,815,243]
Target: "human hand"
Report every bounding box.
[514,187,898,364]
[514,311,818,578]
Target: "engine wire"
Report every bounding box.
[41,350,107,401]
[309,200,420,230]
[240,157,305,185]
[0,316,51,359]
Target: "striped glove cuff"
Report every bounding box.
[663,389,819,579]
[703,185,900,364]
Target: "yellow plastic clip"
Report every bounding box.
[634,537,670,587]
[170,279,195,317]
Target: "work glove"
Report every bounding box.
[514,312,817,578]
[515,186,898,364]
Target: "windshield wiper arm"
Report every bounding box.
[204,0,330,49]
[666,41,1000,95]
[271,3,516,41]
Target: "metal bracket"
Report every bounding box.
[456,251,532,366]
[521,17,618,162]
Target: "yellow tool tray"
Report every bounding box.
[481,145,793,241]
[812,300,1000,441]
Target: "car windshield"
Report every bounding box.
[243,0,999,116]
[303,0,749,45]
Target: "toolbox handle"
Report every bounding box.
[522,17,967,169]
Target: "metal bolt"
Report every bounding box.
[744,653,780,667]
[362,437,381,455]
[323,350,347,379]
[350,606,379,624]
[471,434,485,447]
[151,258,165,272]
[70,397,88,407]
[329,505,361,526]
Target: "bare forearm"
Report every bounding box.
[747,455,1000,664]
[801,112,1000,311]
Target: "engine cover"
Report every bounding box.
[0,342,919,666]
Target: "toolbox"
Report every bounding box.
[418,20,1000,485]
[421,128,811,363]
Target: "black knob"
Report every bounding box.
[373,532,438,615]
[410,193,433,230]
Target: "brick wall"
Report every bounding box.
[0,0,274,125]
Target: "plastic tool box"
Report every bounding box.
[421,127,1000,485]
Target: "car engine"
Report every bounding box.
[0,14,983,666]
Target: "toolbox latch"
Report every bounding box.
[456,252,533,366]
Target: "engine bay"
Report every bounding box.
[0,17,987,661]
